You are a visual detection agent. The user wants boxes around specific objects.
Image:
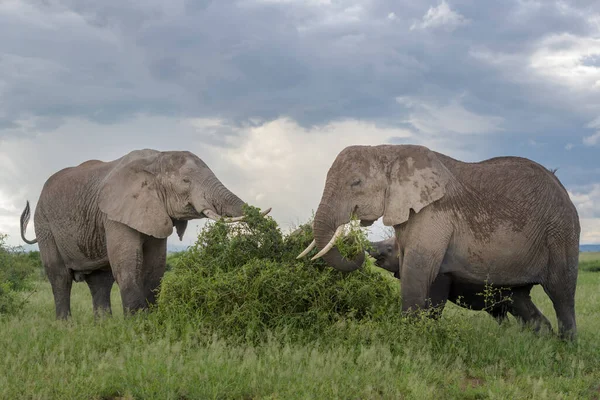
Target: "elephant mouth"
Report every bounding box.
[297,218,371,261]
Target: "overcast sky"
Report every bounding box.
[1,0,599,249]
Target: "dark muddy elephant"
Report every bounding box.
[20,149,270,319]
[298,144,580,340]
[368,237,552,330]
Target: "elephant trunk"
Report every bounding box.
[366,242,379,259]
[218,187,246,218]
[205,177,246,218]
[313,202,364,272]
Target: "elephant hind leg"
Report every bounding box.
[84,268,115,317]
[542,248,578,341]
[487,305,509,325]
[508,286,552,333]
[39,234,72,320]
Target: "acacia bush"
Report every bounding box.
[0,234,38,315]
[156,206,400,341]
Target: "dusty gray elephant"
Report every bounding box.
[368,237,552,330]
[20,149,270,319]
[298,144,580,340]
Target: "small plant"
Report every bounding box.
[452,279,514,315]
[478,279,513,312]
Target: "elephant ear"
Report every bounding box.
[382,148,451,226]
[99,156,173,239]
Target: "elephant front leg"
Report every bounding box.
[105,221,147,315]
[141,237,167,306]
[427,273,452,319]
[399,249,447,316]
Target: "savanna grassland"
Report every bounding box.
[1,214,599,400]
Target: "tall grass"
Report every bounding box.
[1,274,599,399]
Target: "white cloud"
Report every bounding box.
[568,184,600,243]
[569,184,600,218]
[410,1,470,32]
[587,117,600,129]
[583,131,600,146]
[529,34,600,90]
[205,117,413,233]
[579,219,600,244]
[565,143,574,150]
[583,117,600,146]
[396,96,504,135]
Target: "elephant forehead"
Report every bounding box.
[159,153,208,173]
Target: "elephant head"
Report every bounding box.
[299,144,451,271]
[368,237,401,274]
[98,149,270,240]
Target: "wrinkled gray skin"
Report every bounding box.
[20,149,253,319]
[368,237,552,329]
[311,145,580,340]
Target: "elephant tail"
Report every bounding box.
[20,201,38,245]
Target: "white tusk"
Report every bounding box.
[296,239,316,259]
[310,225,345,261]
[202,207,272,223]
[224,215,245,223]
[202,209,242,223]
[202,209,222,221]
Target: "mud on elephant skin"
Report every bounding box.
[20,149,271,319]
[368,237,552,332]
[299,144,580,340]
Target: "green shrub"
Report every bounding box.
[156,206,400,342]
[166,251,186,272]
[0,234,38,315]
[579,259,600,272]
[0,282,20,315]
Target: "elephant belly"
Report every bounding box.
[53,229,109,271]
[440,230,548,287]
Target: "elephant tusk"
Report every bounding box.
[202,209,225,222]
[223,215,246,223]
[202,207,273,223]
[310,225,345,261]
[296,239,316,259]
[203,209,242,223]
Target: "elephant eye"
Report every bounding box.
[350,179,361,187]
[182,178,191,184]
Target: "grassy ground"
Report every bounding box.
[1,259,599,399]
[579,252,600,272]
